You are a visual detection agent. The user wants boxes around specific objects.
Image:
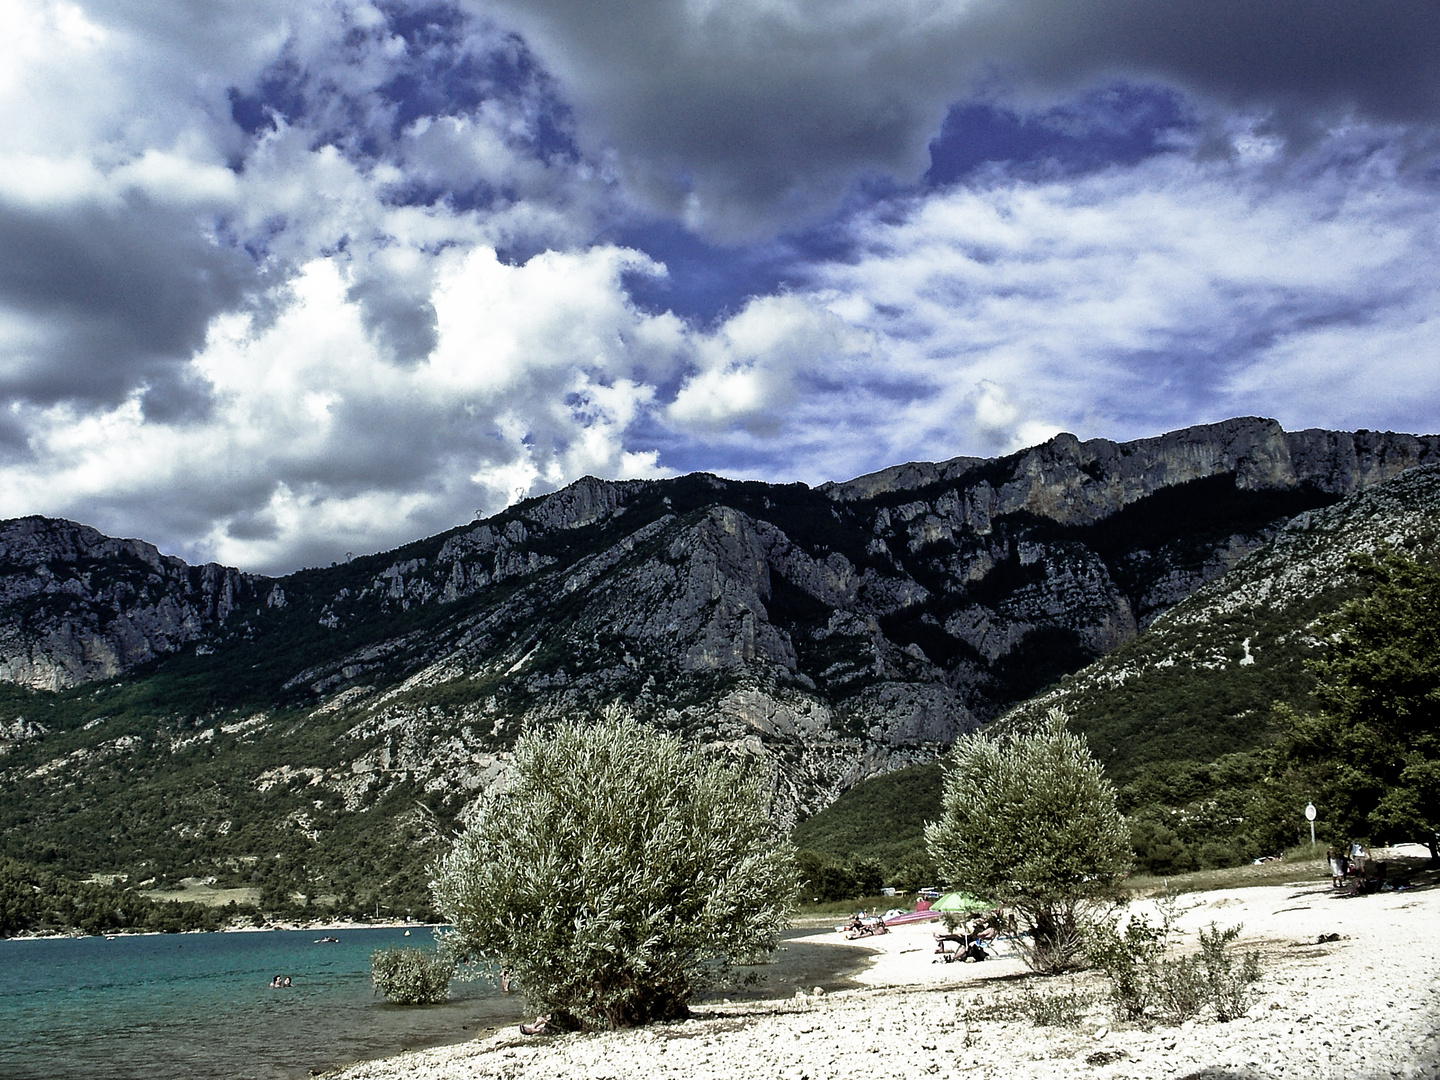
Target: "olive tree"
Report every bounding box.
[431,714,797,1029]
[926,708,1131,972]
[370,946,454,1004]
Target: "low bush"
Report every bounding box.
[1087,903,1261,1024]
[1017,983,1096,1027]
[370,946,454,1005]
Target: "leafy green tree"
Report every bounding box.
[926,708,1132,972]
[1281,551,1440,859]
[430,714,797,1029]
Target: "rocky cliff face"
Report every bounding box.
[996,461,1440,785]
[0,517,258,691]
[2,417,1438,857]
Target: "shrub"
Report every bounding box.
[1087,904,1262,1024]
[1194,923,1263,1022]
[430,713,797,1030]
[1018,983,1096,1026]
[370,946,454,1004]
[926,708,1132,973]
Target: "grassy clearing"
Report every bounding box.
[1123,843,1440,897]
[140,883,262,907]
[1123,845,1328,896]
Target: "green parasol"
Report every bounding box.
[930,891,989,914]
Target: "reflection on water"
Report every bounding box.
[0,926,867,1080]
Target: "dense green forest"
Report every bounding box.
[0,858,242,936]
[0,673,448,929]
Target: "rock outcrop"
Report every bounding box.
[0,517,258,690]
[2,417,1438,849]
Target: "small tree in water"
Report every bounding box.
[431,714,797,1029]
[926,708,1131,973]
[370,946,454,1004]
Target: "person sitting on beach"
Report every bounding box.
[841,911,881,935]
[969,912,999,943]
[846,917,888,939]
[932,931,966,957]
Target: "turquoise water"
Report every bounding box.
[0,926,865,1079]
[0,928,525,1080]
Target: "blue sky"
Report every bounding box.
[2,0,1439,572]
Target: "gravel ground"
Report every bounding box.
[330,876,1440,1080]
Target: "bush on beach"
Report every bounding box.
[370,946,455,1004]
[926,708,1132,973]
[1086,897,1262,1024]
[430,712,798,1030]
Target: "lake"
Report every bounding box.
[0,925,866,1079]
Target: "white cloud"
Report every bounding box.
[668,295,871,434]
[644,148,1440,479]
[0,243,686,572]
[3,0,1440,576]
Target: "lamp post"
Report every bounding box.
[1305,801,1317,847]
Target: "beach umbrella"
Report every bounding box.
[931,891,989,913]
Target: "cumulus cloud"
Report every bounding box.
[3,0,1439,575]
[0,244,684,572]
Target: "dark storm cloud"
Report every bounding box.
[466,0,973,238]
[467,0,1440,236]
[0,197,255,408]
[977,0,1440,124]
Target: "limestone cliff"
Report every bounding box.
[0,517,258,690]
[1,417,1438,847]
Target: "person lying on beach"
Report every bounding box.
[933,932,966,955]
[846,920,888,939]
[932,932,989,963]
[519,1013,552,1036]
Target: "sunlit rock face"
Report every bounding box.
[2,417,1438,824]
[0,517,258,690]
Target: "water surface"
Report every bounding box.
[0,928,523,1080]
[0,926,866,1079]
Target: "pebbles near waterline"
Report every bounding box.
[330,879,1440,1080]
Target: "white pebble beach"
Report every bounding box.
[330,874,1440,1080]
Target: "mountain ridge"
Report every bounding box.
[2,416,1439,911]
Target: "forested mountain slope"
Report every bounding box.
[798,462,1440,877]
[1,417,1435,914]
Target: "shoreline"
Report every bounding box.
[2,918,441,941]
[328,878,1440,1080]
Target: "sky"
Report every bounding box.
[3,0,1440,574]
